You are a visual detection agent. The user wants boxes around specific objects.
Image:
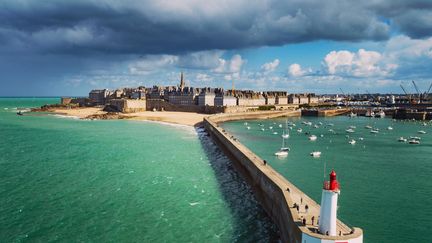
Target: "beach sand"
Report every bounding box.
[52,107,208,126]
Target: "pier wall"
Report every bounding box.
[301,109,350,117]
[204,111,362,243]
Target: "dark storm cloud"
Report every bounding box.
[367,0,432,38]
[0,0,383,55]
[0,0,431,56]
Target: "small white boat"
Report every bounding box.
[377,110,385,118]
[320,134,324,137]
[310,151,321,157]
[318,122,323,125]
[346,128,355,133]
[244,122,248,125]
[365,125,372,129]
[273,132,278,135]
[281,131,289,139]
[261,128,265,131]
[348,139,356,145]
[370,130,379,134]
[278,124,283,128]
[309,135,317,141]
[275,137,290,157]
[422,122,427,126]
[246,126,251,130]
[297,128,303,133]
[328,129,335,133]
[314,125,319,128]
[269,126,273,130]
[410,136,421,140]
[387,126,393,130]
[359,137,364,141]
[348,112,357,117]
[409,139,420,144]
[418,130,427,134]
[327,123,334,127]
[349,126,356,129]
[398,137,407,142]
[275,148,289,156]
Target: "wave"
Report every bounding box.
[51,114,80,120]
[132,120,197,135]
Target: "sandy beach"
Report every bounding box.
[51,107,208,126]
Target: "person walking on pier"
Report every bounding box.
[311,216,315,225]
[305,204,309,213]
[300,197,303,204]
[303,218,306,225]
[263,160,267,165]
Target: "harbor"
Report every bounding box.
[221,115,432,243]
[204,111,363,242]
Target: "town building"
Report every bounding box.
[89,89,110,105]
[237,91,266,106]
[214,89,237,107]
[198,87,216,106]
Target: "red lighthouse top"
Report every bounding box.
[323,169,340,191]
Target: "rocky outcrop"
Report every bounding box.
[84,112,133,120]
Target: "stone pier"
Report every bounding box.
[203,110,363,243]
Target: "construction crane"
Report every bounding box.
[400,84,412,104]
[424,82,432,101]
[411,80,421,103]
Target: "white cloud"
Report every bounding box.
[288,63,306,77]
[323,49,395,77]
[196,73,212,82]
[214,54,245,76]
[129,55,178,75]
[261,59,280,72]
[385,35,432,60]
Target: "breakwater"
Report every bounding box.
[302,108,350,117]
[203,110,363,243]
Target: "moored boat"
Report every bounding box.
[310,151,321,157]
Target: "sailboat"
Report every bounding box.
[281,119,290,139]
[275,136,290,157]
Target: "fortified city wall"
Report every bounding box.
[203,110,363,243]
[110,99,147,113]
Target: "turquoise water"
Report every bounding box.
[0,98,278,242]
[222,116,432,243]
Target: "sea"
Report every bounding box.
[0,98,278,242]
[221,115,432,243]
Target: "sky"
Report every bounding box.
[1,0,432,96]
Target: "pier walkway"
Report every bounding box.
[204,110,362,243]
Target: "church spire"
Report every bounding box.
[180,72,185,90]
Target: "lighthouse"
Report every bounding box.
[319,170,340,236]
